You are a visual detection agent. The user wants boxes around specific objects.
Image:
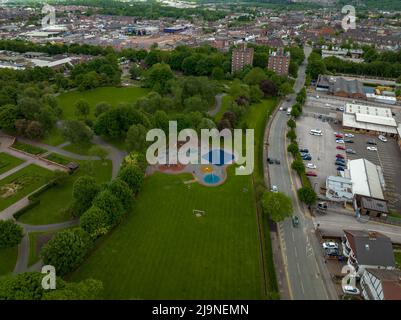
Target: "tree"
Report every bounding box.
[262,191,293,222]
[298,186,317,205]
[0,220,23,249]
[41,228,92,276]
[287,118,296,129]
[129,64,143,80]
[143,63,174,94]
[0,272,47,300]
[75,99,90,119]
[243,67,267,86]
[287,142,299,156]
[107,178,134,211]
[290,107,301,118]
[42,278,103,300]
[125,123,148,152]
[118,164,144,194]
[286,129,297,141]
[211,67,224,80]
[260,79,278,97]
[62,120,93,145]
[122,152,148,172]
[92,190,125,227]
[291,159,305,175]
[0,104,17,132]
[88,145,108,162]
[94,102,111,118]
[72,176,101,216]
[25,121,44,139]
[80,206,110,238]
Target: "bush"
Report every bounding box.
[80,206,110,238]
[107,178,134,211]
[287,119,296,129]
[298,186,317,205]
[0,220,24,249]
[92,190,125,228]
[71,176,101,216]
[287,142,299,156]
[286,129,297,142]
[118,164,144,194]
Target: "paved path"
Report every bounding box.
[92,136,127,178]
[208,93,226,117]
[0,161,31,180]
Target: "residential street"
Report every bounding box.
[266,46,338,300]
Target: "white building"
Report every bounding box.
[325,176,353,201]
[366,93,397,105]
[342,103,399,136]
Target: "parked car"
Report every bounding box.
[292,215,299,228]
[344,133,354,138]
[378,135,387,142]
[325,248,340,256]
[322,242,339,249]
[337,166,345,171]
[334,132,344,136]
[335,161,346,166]
[302,155,312,161]
[335,134,344,138]
[317,202,328,210]
[342,285,360,296]
[336,139,345,144]
[336,107,345,112]
[299,148,309,153]
[367,139,377,145]
[336,146,346,150]
[306,171,317,177]
[271,185,278,193]
[367,146,378,151]
[274,159,281,165]
[344,139,354,143]
[306,163,316,169]
[267,158,274,164]
[346,148,356,154]
[336,154,345,159]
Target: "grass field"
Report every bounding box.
[18,159,112,225]
[0,153,24,175]
[62,142,95,156]
[0,246,18,276]
[0,164,53,211]
[70,166,263,299]
[44,153,71,165]
[11,141,46,155]
[40,128,66,147]
[57,87,149,120]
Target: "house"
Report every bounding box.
[361,268,401,300]
[354,194,389,218]
[342,230,396,276]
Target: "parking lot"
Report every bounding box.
[344,134,401,213]
[296,115,342,192]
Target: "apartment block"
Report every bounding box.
[267,47,290,76]
[231,44,254,73]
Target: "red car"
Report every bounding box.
[336,146,346,150]
[306,171,317,177]
[336,154,345,159]
[335,134,344,138]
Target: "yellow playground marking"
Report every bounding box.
[200,165,214,173]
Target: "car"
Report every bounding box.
[316,95,319,99]
[267,157,274,164]
[317,202,328,210]
[335,161,346,166]
[306,163,317,169]
[336,154,345,159]
[302,155,312,161]
[322,242,339,249]
[306,171,317,177]
[279,106,284,111]
[344,133,354,138]
[335,134,344,138]
[271,185,278,193]
[378,135,387,142]
[337,166,345,171]
[342,285,360,296]
[346,148,356,154]
[325,247,340,256]
[367,146,378,151]
[299,148,309,153]
[292,216,299,228]
[336,139,345,144]
[274,159,281,165]
[344,139,354,143]
[336,107,345,112]
[367,139,377,145]
[333,132,344,136]
[336,146,346,150]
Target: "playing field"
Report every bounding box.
[70,166,264,299]
[56,86,149,120]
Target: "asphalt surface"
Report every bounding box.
[267,46,338,300]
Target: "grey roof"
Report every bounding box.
[344,230,395,267]
[359,195,388,213]
[331,78,364,95]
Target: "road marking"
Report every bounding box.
[300,280,305,294]
[277,222,294,300]
[294,246,298,258]
[292,232,295,242]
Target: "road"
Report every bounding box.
[266,46,338,300]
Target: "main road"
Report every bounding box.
[265,46,338,300]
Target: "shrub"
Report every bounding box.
[0,220,24,249]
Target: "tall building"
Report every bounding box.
[231,44,254,73]
[268,47,290,76]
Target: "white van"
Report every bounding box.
[286,107,292,116]
[310,129,322,136]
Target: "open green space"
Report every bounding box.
[0,164,53,211]
[70,166,263,300]
[0,246,18,276]
[40,128,66,147]
[0,153,24,175]
[44,153,71,166]
[57,86,149,120]
[61,142,95,156]
[18,159,112,225]
[11,141,47,156]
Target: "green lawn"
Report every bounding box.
[0,164,53,211]
[0,153,24,175]
[11,141,46,156]
[57,87,149,120]
[40,128,66,147]
[44,153,71,165]
[395,250,401,269]
[0,246,18,276]
[62,142,95,156]
[70,166,264,300]
[18,159,112,225]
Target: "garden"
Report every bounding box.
[0,153,24,175]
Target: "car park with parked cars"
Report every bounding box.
[299,148,309,153]
[346,148,356,154]
[344,133,354,138]
[367,139,377,145]
[336,146,346,150]
[378,135,387,142]
[302,154,312,161]
[336,154,345,159]
[344,139,354,143]
[367,146,378,151]
[336,139,345,144]
[337,166,345,171]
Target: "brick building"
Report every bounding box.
[231,44,254,73]
[267,47,290,76]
